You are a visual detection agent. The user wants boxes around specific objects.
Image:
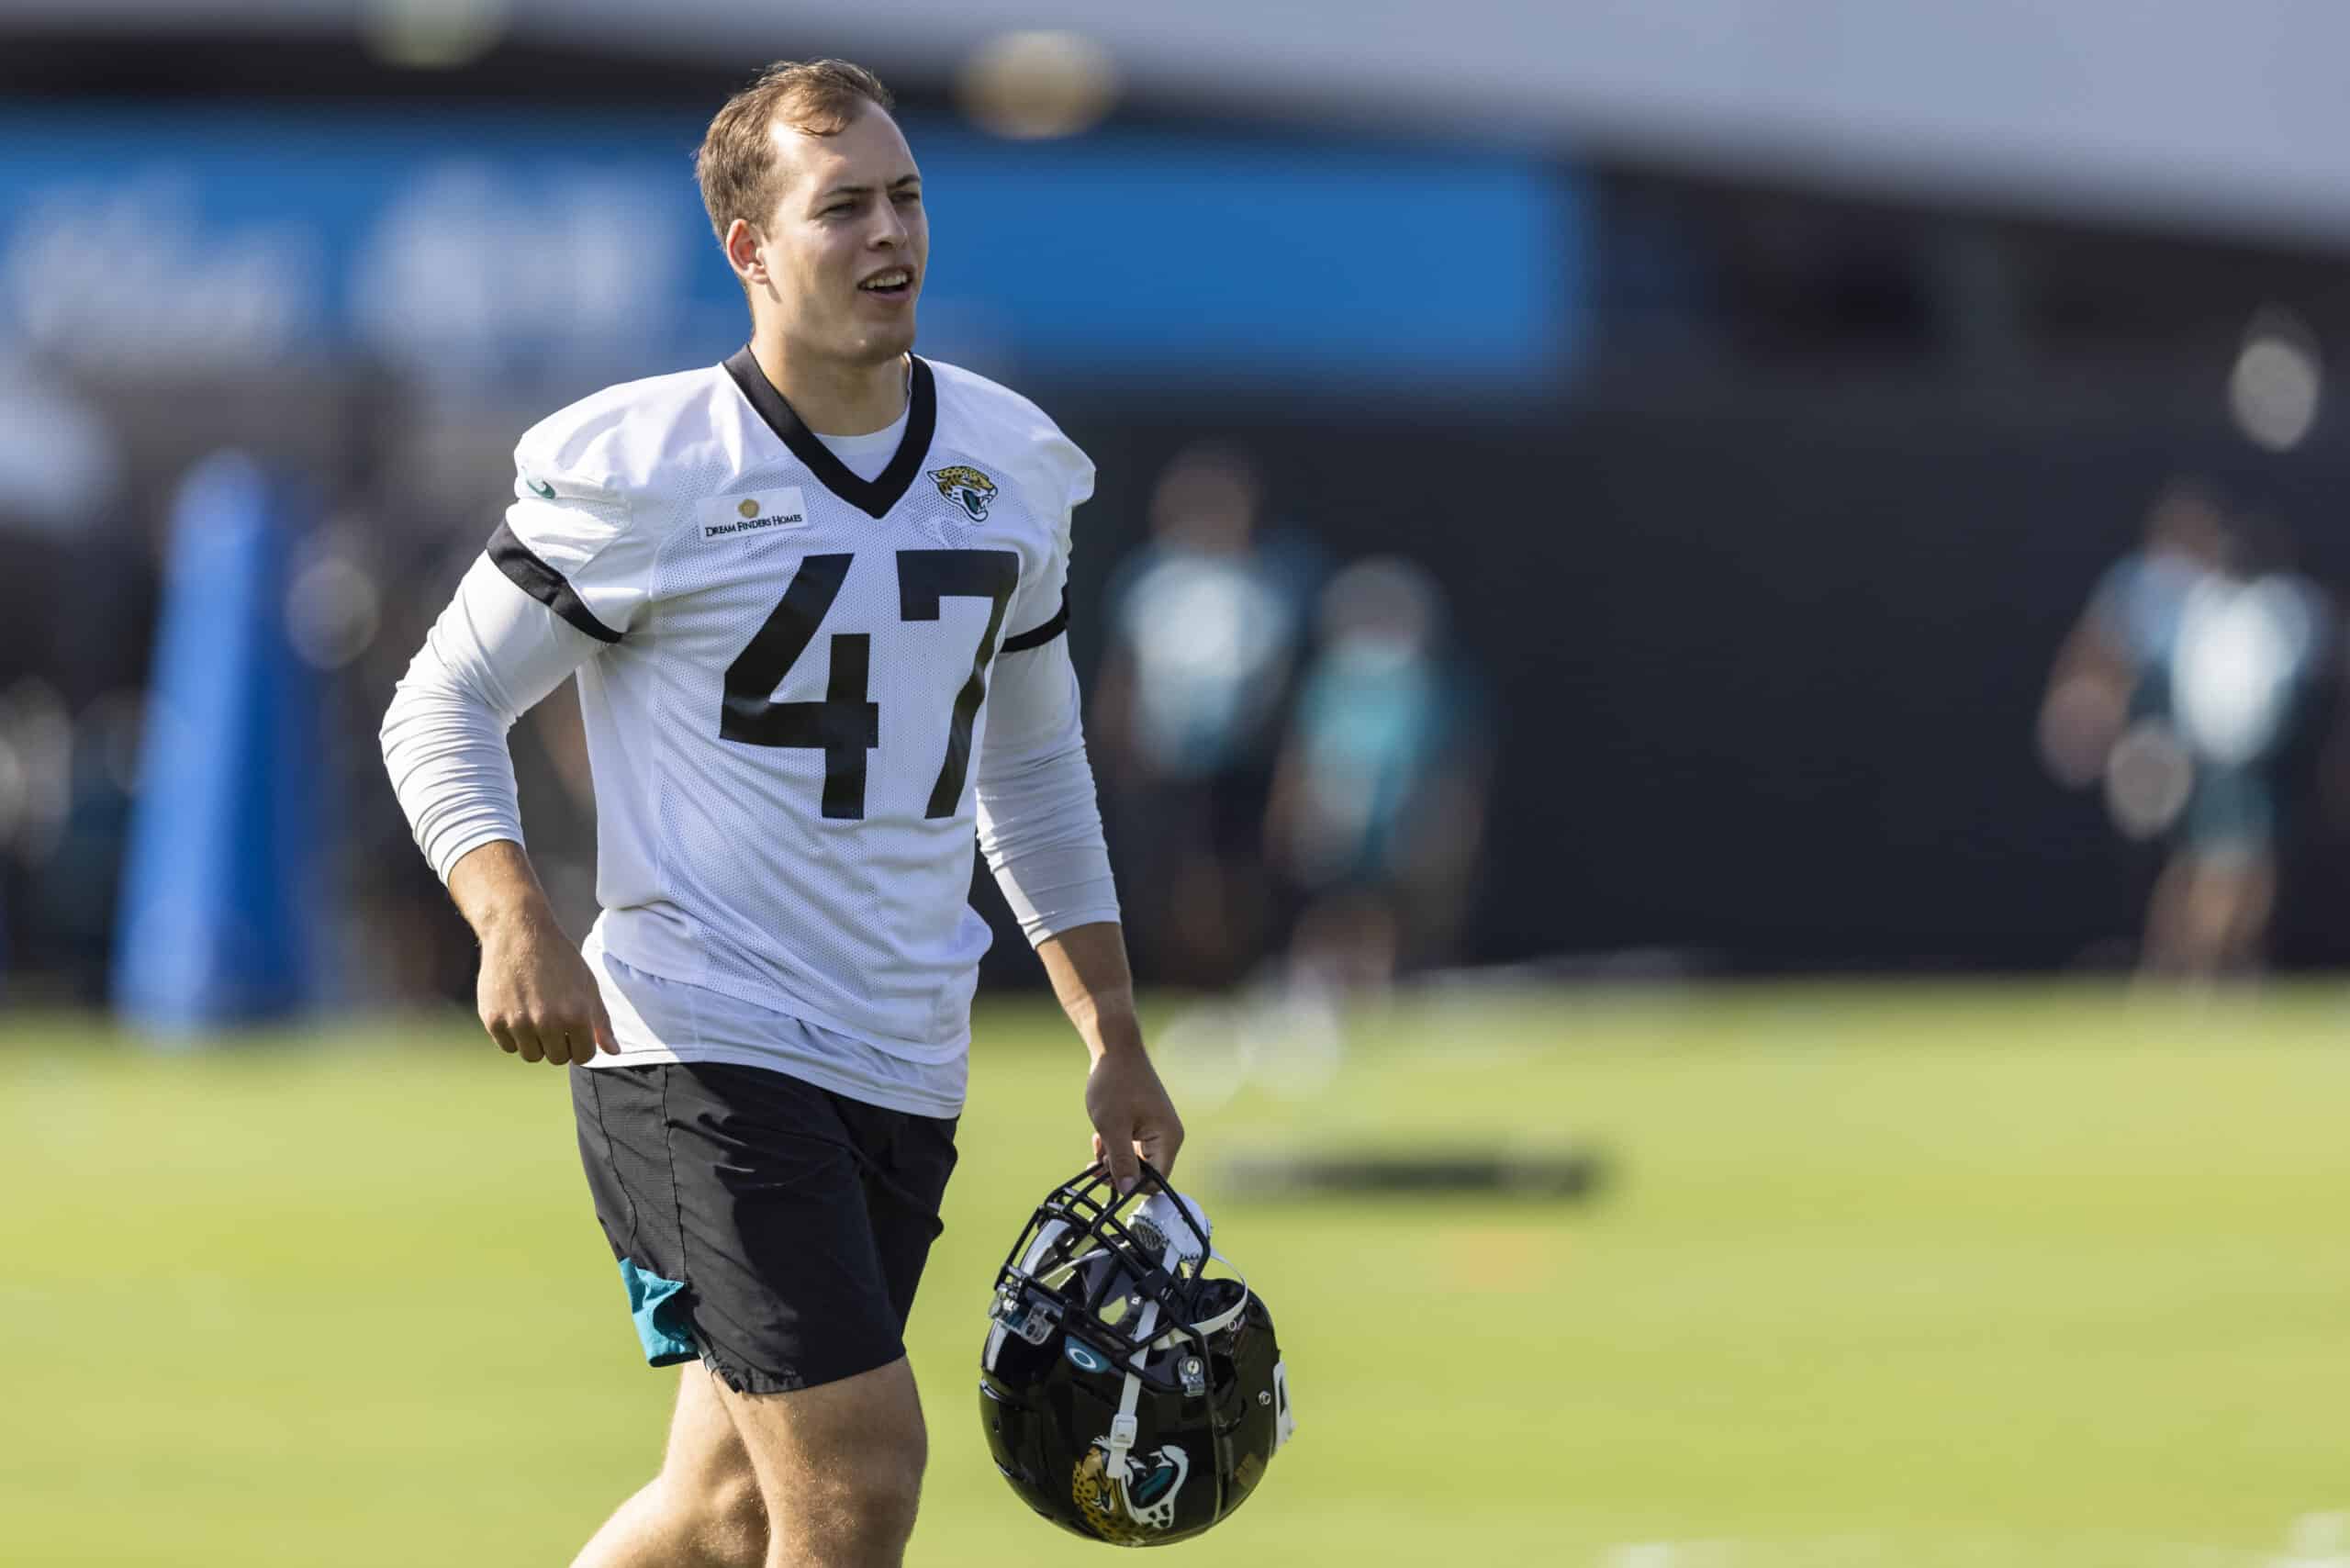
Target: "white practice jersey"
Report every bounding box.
[390,351,1118,1066]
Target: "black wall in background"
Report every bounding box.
[1024,386,2350,975]
[50,365,2350,988]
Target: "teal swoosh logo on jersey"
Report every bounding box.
[524,476,557,500]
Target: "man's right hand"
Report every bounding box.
[477,915,619,1065]
[448,840,619,1066]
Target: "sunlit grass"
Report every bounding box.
[6,984,2346,1565]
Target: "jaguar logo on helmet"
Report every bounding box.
[1073,1441,1191,1543]
[928,465,998,521]
[978,1161,1293,1547]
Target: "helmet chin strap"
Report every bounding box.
[1103,1237,1170,1472]
[1104,1233,1254,1473]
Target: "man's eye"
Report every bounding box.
[892,190,921,205]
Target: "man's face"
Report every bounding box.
[745,102,927,365]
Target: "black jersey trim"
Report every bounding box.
[722,347,938,521]
[487,522,624,644]
[1001,602,1068,653]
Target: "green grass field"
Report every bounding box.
[6,984,2348,1566]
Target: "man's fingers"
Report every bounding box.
[554,1014,602,1065]
[558,1019,598,1065]
[487,1002,610,1064]
[1137,1121,1183,1181]
[1100,1129,1140,1194]
[591,993,621,1056]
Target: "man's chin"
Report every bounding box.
[850,318,918,364]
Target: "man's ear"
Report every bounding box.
[724,218,766,287]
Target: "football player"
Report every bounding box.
[380,60,1182,1568]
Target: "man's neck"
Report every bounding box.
[750,332,908,438]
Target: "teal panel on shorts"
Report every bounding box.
[619,1258,698,1366]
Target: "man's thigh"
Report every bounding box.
[717,1356,924,1478]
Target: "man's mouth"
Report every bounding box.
[858,268,913,298]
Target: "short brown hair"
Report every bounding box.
[695,59,896,241]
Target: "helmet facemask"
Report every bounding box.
[987,1162,1241,1397]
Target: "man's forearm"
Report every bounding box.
[446,838,562,943]
[1035,921,1145,1058]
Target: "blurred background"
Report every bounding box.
[5,4,2349,1567]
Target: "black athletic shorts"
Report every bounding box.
[571,1060,960,1395]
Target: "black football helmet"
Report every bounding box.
[979,1161,1293,1546]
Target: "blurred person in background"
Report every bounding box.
[1091,444,1320,984]
[1263,556,1491,992]
[2039,484,2332,979]
[379,61,1181,1568]
[0,363,135,1001]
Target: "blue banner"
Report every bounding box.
[0,107,1581,393]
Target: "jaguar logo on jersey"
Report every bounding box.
[928,465,998,522]
[697,487,810,540]
[1072,1441,1190,1543]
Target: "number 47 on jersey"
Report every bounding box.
[719,548,1018,823]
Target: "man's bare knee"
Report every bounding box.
[770,1397,924,1562]
[721,1359,929,1565]
[813,1419,924,1543]
[662,1462,768,1568]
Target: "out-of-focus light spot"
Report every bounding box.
[361,0,510,71]
[957,31,1121,140]
[286,556,382,670]
[2103,719,2192,841]
[2229,310,2322,452]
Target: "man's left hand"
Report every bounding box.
[1085,1046,1184,1195]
